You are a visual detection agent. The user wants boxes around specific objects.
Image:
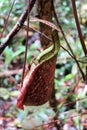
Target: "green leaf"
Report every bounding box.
[10,90,19,97]
[0,88,10,100]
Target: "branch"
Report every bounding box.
[0,0,36,54]
[71,0,87,55]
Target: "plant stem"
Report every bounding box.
[52,3,85,81]
[71,0,87,55]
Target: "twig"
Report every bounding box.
[0,0,16,38]
[71,0,87,55]
[23,24,52,41]
[52,3,85,81]
[0,69,22,77]
[21,0,30,88]
[0,0,36,54]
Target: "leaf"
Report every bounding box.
[71,63,78,75]
[12,46,25,59]
[22,118,42,130]
[38,112,49,121]
[78,56,87,63]
[3,45,25,68]
[4,47,13,68]
[0,88,10,100]
[10,90,19,97]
